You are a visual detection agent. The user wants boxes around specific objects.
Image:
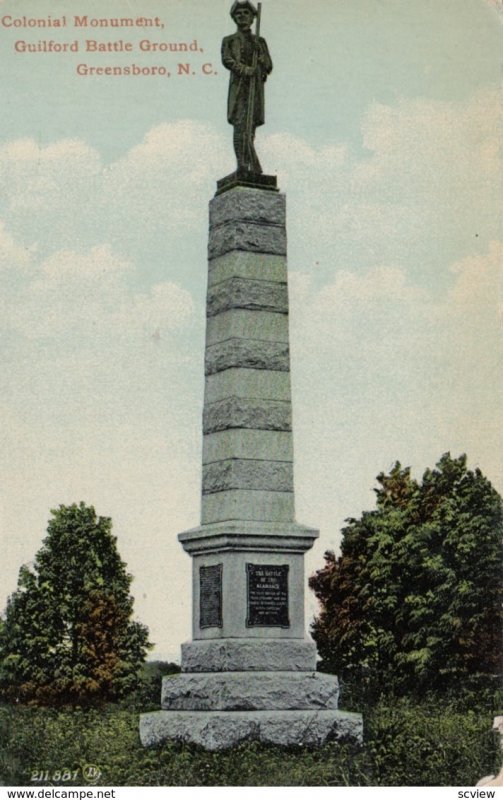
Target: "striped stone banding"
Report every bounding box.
[203,368,292,405]
[207,277,288,317]
[207,252,288,289]
[203,397,292,434]
[208,221,287,260]
[205,338,290,376]
[205,309,290,348]
[202,429,294,465]
[209,190,286,228]
[202,459,294,494]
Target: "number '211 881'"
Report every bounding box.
[31,768,80,782]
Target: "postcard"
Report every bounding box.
[1,0,501,789]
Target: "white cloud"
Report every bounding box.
[447,239,502,314]
[114,281,195,335]
[356,91,500,208]
[263,88,502,277]
[0,122,227,262]
[5,244,194,341]
[0,90,499,290]
[0,138,102,217]
[101,120,228,238]
[439,240,502,401]
[0,220,33,271]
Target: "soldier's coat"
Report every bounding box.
[222,30,273,126]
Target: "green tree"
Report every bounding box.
[309,454,503,698]
[0,503,151,705]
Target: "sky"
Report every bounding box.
[1,0,502,662]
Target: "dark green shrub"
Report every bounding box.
[0,503,151,707]
[122,661,181,711]
[311,455,503,700]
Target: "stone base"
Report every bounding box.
[140,667,363,751]
[161,671,339,711]
[216,170,278,195]
[140,708,363,751]
[181,638,317,672]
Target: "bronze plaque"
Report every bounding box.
[246,563,290,628]
[199,564,223,629]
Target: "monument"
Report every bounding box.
[140,1,363,751]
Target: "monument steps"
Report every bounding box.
[140,708,363,751]
[160,671,340,711]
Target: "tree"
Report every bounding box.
[309,454,503,698]
[0,503,152,705]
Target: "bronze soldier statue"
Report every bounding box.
[222,1,272,174]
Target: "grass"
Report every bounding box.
[0,692,500,786]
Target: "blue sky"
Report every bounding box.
[1,0,502,660]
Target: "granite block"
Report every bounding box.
[201,489,294,524]
[140,708,363,751]
[202,459,294,494]
[203,397,292,434]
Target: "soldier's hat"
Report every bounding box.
[230,0,257,19]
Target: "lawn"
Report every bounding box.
[0,692,500,786]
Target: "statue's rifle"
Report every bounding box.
[245,2,262,171]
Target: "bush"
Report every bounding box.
[121,661,181,711]
[0,503,151,707]
[310,455,503,699]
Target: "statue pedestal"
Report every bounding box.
[216,169,278,195]
[139,184,363,750]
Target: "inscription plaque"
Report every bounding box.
[246,563,290,628]
[199,564,223,629]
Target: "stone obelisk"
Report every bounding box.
[140,0,362,751]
